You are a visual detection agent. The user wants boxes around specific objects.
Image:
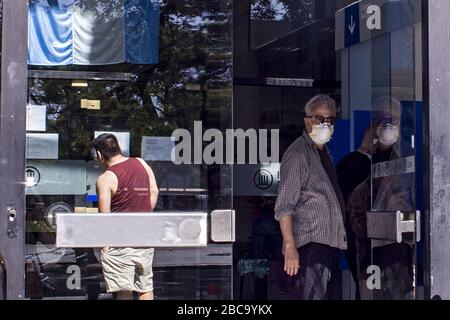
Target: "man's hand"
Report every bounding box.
[284,244,300,276]
[278,216,299,276]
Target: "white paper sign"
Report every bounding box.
[26,105,47,132]
[94,131,130,157]
[26,133,59,159]
[141,136,175,161]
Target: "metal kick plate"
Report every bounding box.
[56,212,207,248]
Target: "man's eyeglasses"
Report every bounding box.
[374,116,401,126]
[305,115,336,125]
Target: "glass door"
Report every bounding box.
[342,0,421,300]
[24,0,233,300]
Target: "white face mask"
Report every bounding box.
[309,123,334,146]
[378,124,399,147]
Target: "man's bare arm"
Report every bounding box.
[96,172,116,213]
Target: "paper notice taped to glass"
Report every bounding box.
[141,136,175,161]
[26,105,47,132]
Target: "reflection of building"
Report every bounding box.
[0,0,450,301]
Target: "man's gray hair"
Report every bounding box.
[304,94,337,116]
[373,96,402,113]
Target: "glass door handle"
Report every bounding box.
[367,211,421,243]
[56,212,208,248]
[396,211,421,243]
[416,210,421,243]
[211,210,235,243]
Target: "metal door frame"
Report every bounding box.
[0,0,28,300]
[425,0,450,300]
[7,0,450,301]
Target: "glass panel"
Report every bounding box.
[234,0,342,300]
[25,0,232,300]
[367,0,418,300]
[235,0,423,301]
[0,0,4,300]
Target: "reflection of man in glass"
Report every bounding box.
[348,97,415,300]
[92,133,159,300]
[372,97,414,212]
[336,125,374,300]
[274,94,347,300]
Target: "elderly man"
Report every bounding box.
[274,94,347,300]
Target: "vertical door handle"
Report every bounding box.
[211,210,235,242]
[416,210,421,243]
[396,211,421,243]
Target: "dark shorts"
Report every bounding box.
[295,242,341,300]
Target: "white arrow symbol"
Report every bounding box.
[349,15,356,34]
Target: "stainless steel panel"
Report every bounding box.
[56,212,208,248]
[211,210,235,243]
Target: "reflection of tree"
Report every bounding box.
[251,0,277,21]
[251,0,314,26]
[28,0,232,159]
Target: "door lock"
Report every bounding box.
[6,207,18,239]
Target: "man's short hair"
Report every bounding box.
[305,94,337,116]
[373,96,402,114]
[91,133,122,161]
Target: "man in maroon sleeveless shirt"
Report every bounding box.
[91,133,159,300]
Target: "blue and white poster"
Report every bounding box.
[28,0,160,65]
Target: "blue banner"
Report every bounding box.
[28,0,160,65]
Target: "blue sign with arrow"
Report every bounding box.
[345,2,360,48]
